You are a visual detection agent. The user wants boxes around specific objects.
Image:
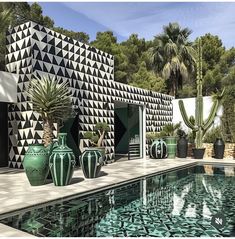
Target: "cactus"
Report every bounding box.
[178,38,224,148]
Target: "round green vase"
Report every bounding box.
[23,144,49,186]
[80,149,103,178]
[49,133,76,186]
[165,136,177,158]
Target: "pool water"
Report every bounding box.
[1,165,235,237]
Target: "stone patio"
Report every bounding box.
[0,157,234,237]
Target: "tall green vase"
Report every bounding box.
[23,144,49,186]
[165,136,177,158]
[49,133,76,186]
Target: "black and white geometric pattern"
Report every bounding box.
[5,21,173,168]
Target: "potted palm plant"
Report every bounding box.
[160,122,181,158]
[25,75,75,186]
[80,122,110,178]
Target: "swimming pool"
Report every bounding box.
[1,164,235,237]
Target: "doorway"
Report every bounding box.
[114,101,145,161]
[0,102,8,167]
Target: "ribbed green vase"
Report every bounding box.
[150,139,167,159]
[49,133,76,186]
[80,149,103,178]
[165,137,177,158]
[23,144,49,186]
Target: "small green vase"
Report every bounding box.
[49,133,76,186]
[23,144,49,186]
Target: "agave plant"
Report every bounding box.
[26,75,73,147]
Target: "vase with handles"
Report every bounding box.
[23,144,50,186]
[80,148,104,178]
[49,133,76,186]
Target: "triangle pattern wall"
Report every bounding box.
[5,21,173,168]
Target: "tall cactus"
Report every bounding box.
[178,38,224,148]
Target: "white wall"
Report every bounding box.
[0,71,18,103]
[172,96,223,132]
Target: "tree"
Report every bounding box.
[91,31,130,84]
[30,3,54,28]
[53,27,89,44]
[130,62,166,93]
[0,2,54,70]
[202,65,223,95]
[0,2,30,28]
[0,7,12,31]
[149,22,196,98]
[91,31,117,54]
[26,75,73,146]
[121,34,147,82]
[196,33,225,72]
[221,67,235,142]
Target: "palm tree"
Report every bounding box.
[149,22,196,98]
[26,75,73,147]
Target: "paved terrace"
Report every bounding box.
[0,157,235,236]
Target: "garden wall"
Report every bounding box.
[187,143,235,159]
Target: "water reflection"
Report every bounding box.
[1,165,235,237]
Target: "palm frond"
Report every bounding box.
[179,62,188,80]
[164,40,178,57]
[162,62,172,80]
[171,57,181,73]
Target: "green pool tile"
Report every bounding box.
[2,165,235,237]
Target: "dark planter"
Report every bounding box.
[80,149,104,178]
[23,144,49,186]
[214,138,225,159]
[164,136,177,158]
[177,137,188,158]
[192,148,205,159]
[150,139,167,159]
[49,133,76,186]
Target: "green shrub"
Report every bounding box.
[203,126,224,143]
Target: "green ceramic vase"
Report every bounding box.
[49,133,76,186]
[80,149,103,178]
[165,136,177,158]
[150,139,167,159]
[23,144,49,186]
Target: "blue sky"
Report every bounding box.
[38,2,235,48]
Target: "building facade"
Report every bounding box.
[4,21,173,168]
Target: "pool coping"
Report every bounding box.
[0,158,234,237]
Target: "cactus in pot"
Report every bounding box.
[178,38,224,159]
